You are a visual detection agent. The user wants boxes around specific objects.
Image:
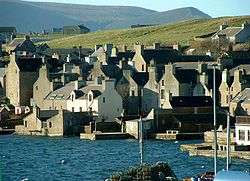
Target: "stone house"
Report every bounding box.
[132,43,180,72]
[5,53,42,106]
[211,21,250,44]
[159,63,197,108]
[220,66,249,109]
[87,61,122,82]
[154,95,224,133]
[15,107,90,136]
[32,61,81,110]
[235,116,250,146]
[67,79,123,122]
[141,61,160,114]
[63,25,90,35]
[6,35,36,54]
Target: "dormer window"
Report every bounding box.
[142,65,145,71]
[71,94,74,101]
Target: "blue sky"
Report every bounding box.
[27,0,250,18]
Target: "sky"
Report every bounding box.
[27,0,250,18]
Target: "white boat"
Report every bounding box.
[214,170,250,181]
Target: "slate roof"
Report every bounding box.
[170,96,213,107]
[142,49,180,64]
[16,57,42,72]
[175,69,197,84]
[43,48,93,61]
[109,51,135,64]
[46,82,75,100]
[214,27,242,37]
[8,38,36,52]
[101,64,122,80]
[141,49,212,64]
[231,88,250,104]
[132,72,149,87]
[39,110,59,121]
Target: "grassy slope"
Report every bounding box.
[45,16,250,49]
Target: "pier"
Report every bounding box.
[80,132,132,140]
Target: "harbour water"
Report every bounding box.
[0,135,250,181]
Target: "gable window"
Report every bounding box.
[160,89,165,99]
[142,65,145,71]
[35,86,38,90]
[80,107,82,112]
[49,122,52,128]
[24,121,27,127]
[248,130,250,141]
[162,80,164,86]
[103,97,106,103]
[72,107,74,112]
[239,130,245,141]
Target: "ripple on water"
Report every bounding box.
[1,135,250,181]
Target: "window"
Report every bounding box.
[142,65,145,71]
[80,107,82,112]
[24,121,27,127]
[35,86,38,90]
[89,94,92,101]
[72,107,74,112]
[71,95,74,101]
[117,108,119,112]
[131,90,135,96]
[248,130,250,141]
[231,87,233,91]
[162,80,164,86]
[103,97,106,103]
[239,130,245,141]
[49,122,52,128]
[161,89,165,99]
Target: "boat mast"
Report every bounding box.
[226,111,230,171]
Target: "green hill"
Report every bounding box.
[45,16,250,49]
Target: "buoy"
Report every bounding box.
[21,178,29,181]
[174,141,178,144]
[61,159,65,164]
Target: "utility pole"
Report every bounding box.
[139,116,143,166]
[226,111,230,171]
[213,65,217,175]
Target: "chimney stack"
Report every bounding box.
[134,43,144,55]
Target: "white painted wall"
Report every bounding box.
[235,124,250,146]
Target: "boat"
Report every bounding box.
[214,170,250,181]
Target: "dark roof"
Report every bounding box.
[92,90,102,98]
[170,96,213,107]
[132,72,149,86]
[175,69,197,84]
[174,113,226,124]
[142,49,212,64]
[16,57,42,72]
[109,51,135,64]
[39,110,59,121]
[101,64,122,79]
[143,49,180,64]
[8,38,36,52]
[43,48,93,61]
[231,51,250,66]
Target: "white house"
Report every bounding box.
[235,116,250,146]
[211,22,250,44]
[67,79,123,122]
